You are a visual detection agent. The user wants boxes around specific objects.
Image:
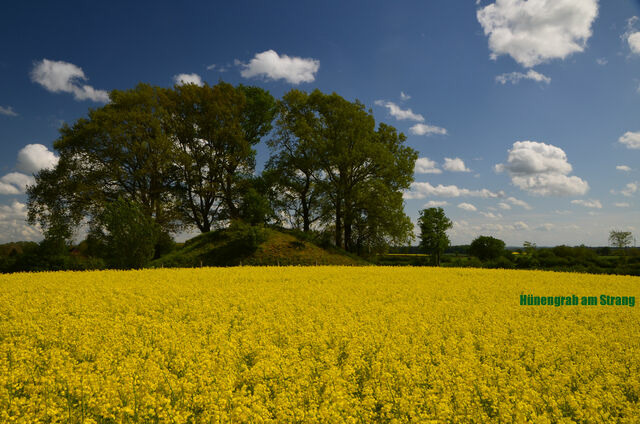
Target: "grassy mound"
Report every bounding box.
[151,225,367,268]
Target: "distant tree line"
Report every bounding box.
[23,82,417,269]
[386,208,640,276]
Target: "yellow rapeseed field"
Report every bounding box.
[0,267,638,423]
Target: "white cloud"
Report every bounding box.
[443,157,471,172]
[400,91,411,101]
[458,202,477,211]
[173,73,204,86]
[16,144,59,174]
[409,123,448,136]
[480,211,503,219]
[513,221,529,230]
[596,58,607,65]
[404,182,503,199]
[616,165,631,172]
[0,172,34,193]
[374,100,424,121]
[0,182,20,195]
[0,201,41,242]
[31,59,109,102]
[414,157,441,174]
[423,200,448,208]
[536,223,555,232]
[626,17,640,55]
[0,144,58,195]
[571,199,602,209]
[477,0,598,68]
[621,182,638,197]
[495,69,551,84]
[0,106,18,116]
[206,64,216,70]
[498,202,511,210]
[496,141,588,196]
[619,131,640,149]
[615,202,630,208]
[239,50,319,84]
[506,196,532,209]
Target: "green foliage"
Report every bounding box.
[93,198,161,269]
[469,236,506,261]
[418,207,452,266]
[268,89,417,253]
[609,230,633,250]
[151,226,364,268]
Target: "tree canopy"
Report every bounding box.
[26,83,416,264]
[418,207,452,266]
[469,235,506,261]
[267,89,417,254]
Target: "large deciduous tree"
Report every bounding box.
[418,207,452,266]
[266,89,326,232]
[268,89,417,253]
[28,83,179,241]
[469,235,506,261]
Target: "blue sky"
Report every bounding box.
[0,0,639,246]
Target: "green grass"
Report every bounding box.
[150,226,368,268]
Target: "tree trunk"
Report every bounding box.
[335,198,342,249]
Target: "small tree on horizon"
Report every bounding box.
[418,207,452,266]
[609,230,633,254]
[469,235,506,261]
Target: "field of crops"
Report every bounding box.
[1,267,638,423]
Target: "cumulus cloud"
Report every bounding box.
[480,211,502,219]
[571,199,602,209]
[31,59,109,102]
[443,157,471,172]
[495,141,588,196]
[612,182,639,197]
[409,123,448,136]
[513,221,529,230]
[536,223,555,232]
[404,182,504,199]
[617,165,631,172]
[495,69,551,85]
[414,157,441,174]
[239,50,319,84]
[477,0,598,68]
[619,131,640,149]
[0,144,58,195]
[0,106,18,116]
[0,172,34,194]
[173,73,204,86]
[506,196,532,209]
[498,202,511,210]
[458,202,477,211]
[374,100,424,121]
[0,201,41,242]
[624,17,640,55]
[16,144,59,174]
[423,200,448,208]
[400,91,411,101]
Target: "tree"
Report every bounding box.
[609,230,633,249]
[469,235,506,261]
[90,197,160,269]
[418,207,452,266]
[27,83,180,243]
[164,81,276,232]
[266,89,326,232]
[292,89,417,252]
